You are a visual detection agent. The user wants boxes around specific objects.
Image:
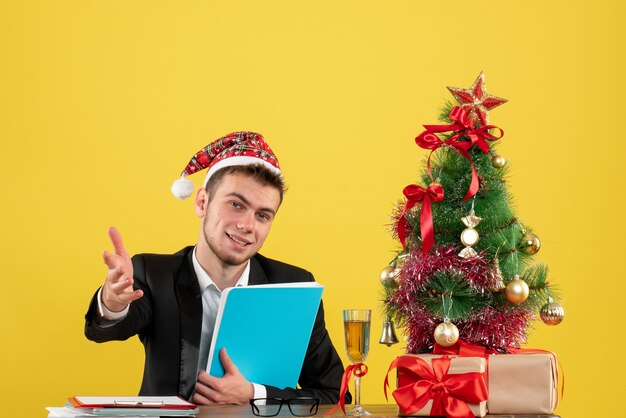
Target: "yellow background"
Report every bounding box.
[1,1,623,416]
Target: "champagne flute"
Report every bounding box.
[343,309,372,416]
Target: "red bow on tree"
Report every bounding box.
[415,106,504,200]
[397,183,444,254]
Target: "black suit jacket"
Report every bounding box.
[85,246,349,404]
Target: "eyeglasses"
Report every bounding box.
[250,397,320,417]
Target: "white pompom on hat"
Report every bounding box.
[171,131,282,200]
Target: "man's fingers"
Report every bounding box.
[108,276,143,300]
[103,287,143,310]
[116,289,144,305]
[194,366,251,405]
[194,377,218,403]
[193,391,215,405]
[100,227,139,312]
[219,348,239,375]
[108,277,138,294]
[197,370,218,388]
[108,226,130,258]
[102,251,119,270]
[197,370,211,383]
[130,289,144,301]
[108,278,131,292]
[103,250,129,272]
[104,264,130,286]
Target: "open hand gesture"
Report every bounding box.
[101,227,143,312]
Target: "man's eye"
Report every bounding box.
[257,213,271,221]
[229,201,243,209]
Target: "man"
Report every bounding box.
[84,132,348,405]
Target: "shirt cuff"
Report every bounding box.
[97,287,130,320]
[252,383,267,403]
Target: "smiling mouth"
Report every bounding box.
[226,233,251,247]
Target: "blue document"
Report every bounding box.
[206,282,324,389]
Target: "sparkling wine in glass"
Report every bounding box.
[343,309,372,416]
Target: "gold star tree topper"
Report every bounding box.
[447,71,508,126]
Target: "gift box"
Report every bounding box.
[387,354,488,417]
[487,353,558,414]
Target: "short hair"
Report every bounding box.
[205,164,286,204]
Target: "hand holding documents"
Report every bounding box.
[206,282,324,389]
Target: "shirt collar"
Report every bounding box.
[192,247,250,292]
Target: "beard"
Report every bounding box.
[202,215,251,267]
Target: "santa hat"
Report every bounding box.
[171,131,282,199]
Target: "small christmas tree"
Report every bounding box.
[381,73,564,353]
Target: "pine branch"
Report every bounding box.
[419,271,490,320]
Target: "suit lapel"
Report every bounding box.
[175,249,203,399]
[249,255,270,285]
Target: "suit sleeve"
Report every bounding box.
[264,293,351,404]
[84,255,153,342]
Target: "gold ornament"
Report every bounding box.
[520,232,541,254]
[491,258,505,291]
[395,254,408,269]
[491,154,506,168]
[459,248,477,258]
[461,228,479,246]
[379,265,398,287]
[429,181,442,189]
[379,316,400,346]
[540,297,565,325]
[459,211,481,259]
[434,320,459,347]
[505,275,529,304]
[393,268,403,285]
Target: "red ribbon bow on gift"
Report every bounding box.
[415,106,504,201]
[384,355,488,418]
[325,363,368,415]
[397,183,444,254]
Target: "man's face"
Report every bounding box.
[195,172,281,268]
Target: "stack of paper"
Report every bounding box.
[46,396,199,417]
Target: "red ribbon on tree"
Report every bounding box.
[415,106,504,200]
[384,355,488,418]
[397,183,444,254]
[325,363,368,415]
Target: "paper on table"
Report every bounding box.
[57,396,198,417]
[47,405,198,417]
[72,396,194,408]
[47,406,143,417]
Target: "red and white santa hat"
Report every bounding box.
[171,131,282,199]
